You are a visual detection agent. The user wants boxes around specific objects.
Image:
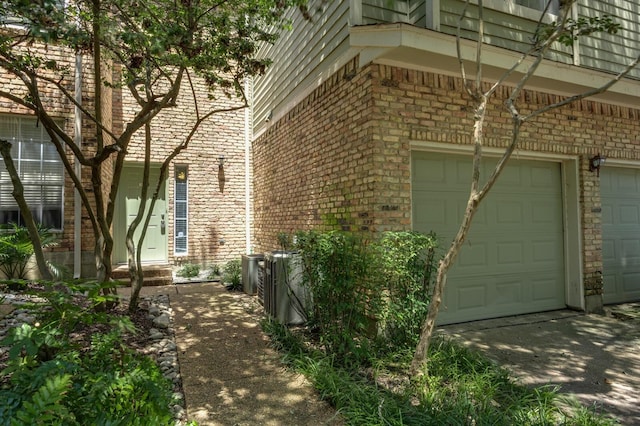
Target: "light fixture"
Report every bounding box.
[589,153,606,176]
[218,155,225,168]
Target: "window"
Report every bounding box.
[0,116,64,230]
[515,0,559,15]
[483,0,560,21]
[174,165,188,255]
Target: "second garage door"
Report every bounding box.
[601,167,640,305]
[412,152,566,324]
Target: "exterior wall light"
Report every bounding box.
[589,154,606,176]
[218,155,225,168]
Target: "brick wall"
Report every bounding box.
[253,57,640,304]
[121,75,249,267]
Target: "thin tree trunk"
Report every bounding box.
[127,123,152,312]
[0,140,52,280]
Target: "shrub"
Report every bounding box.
[293,230,439,362]
[376,231,438,349]
[294,231,384,363]
[223,259,242,291]
[0,223,59,280]
[176,263,200,278]
[206,264,221,280]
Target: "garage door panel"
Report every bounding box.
[532,203,557,225]
[495,280,524,305]
[496,200,523,224]
[622,273,640,293]
[601,205,614,225]
[532,240,561,263]
[412,151,565,324]
[413,158,446,183]
[496,241,524,265]
[456,242,489,268]
[601,167,640,304]
[602,239,615,262]
[495,165,522,187]
[530,165,556,188]
[456,284,487,310]
[532,277,563,301]
[621,239,640,260]
[619,205,640,224]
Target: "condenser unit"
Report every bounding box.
[263,251,310,325]
[241,254,264,295]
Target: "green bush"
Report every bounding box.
[376,231,438,349]
[223,259,242,291]
[293,230,439,363]
[294,231,384,363]
[176,263,200,278]
[206,264,221,280]
[0,281,174,425]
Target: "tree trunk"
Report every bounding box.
[127,123,152,312]
[410,191,481,376]
[0,140,52,280]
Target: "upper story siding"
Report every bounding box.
[252,0,351,134]
[254,0,640,137]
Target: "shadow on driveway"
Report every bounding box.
[440,307,640,425]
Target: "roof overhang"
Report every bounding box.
[350,23,640,109]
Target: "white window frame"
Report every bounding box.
[0,115,64,231]
[481,0,560,21]
[174,165,188,256]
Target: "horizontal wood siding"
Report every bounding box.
[577,1,640,79]
[410,0,427,27]
[362,0,410,24]
[439,0,572,64]
[362,0,426,25]
[253,1,350,134]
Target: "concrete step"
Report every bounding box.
[112,264,173,287]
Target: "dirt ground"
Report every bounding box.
[441,306,640,425]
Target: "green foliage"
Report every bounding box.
[263,320,617,426]
[0,281,173,425]
[0,223,58,280]
[536,14,621,47]
[207,264,221,280]
[294,231,383,362]
[376,231,438,350]
[0,0,308,98]
[293,230,439,362]
[223,259,242,291]
[177,263,201,279]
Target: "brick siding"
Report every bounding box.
[253,56,640,303]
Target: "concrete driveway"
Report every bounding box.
[440,305,640,425]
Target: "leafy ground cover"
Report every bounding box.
[0,281,177,425]
[264,319,618,426]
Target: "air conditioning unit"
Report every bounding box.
[263,251,310,325]
[257,260,265,306]
[241,254,264,295]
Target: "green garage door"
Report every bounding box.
[601,167,640,305]
[412,152,566,324]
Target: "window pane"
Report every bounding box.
[174,165,188,255]
[0,116,64,230]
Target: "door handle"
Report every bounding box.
[161,214,166,235]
